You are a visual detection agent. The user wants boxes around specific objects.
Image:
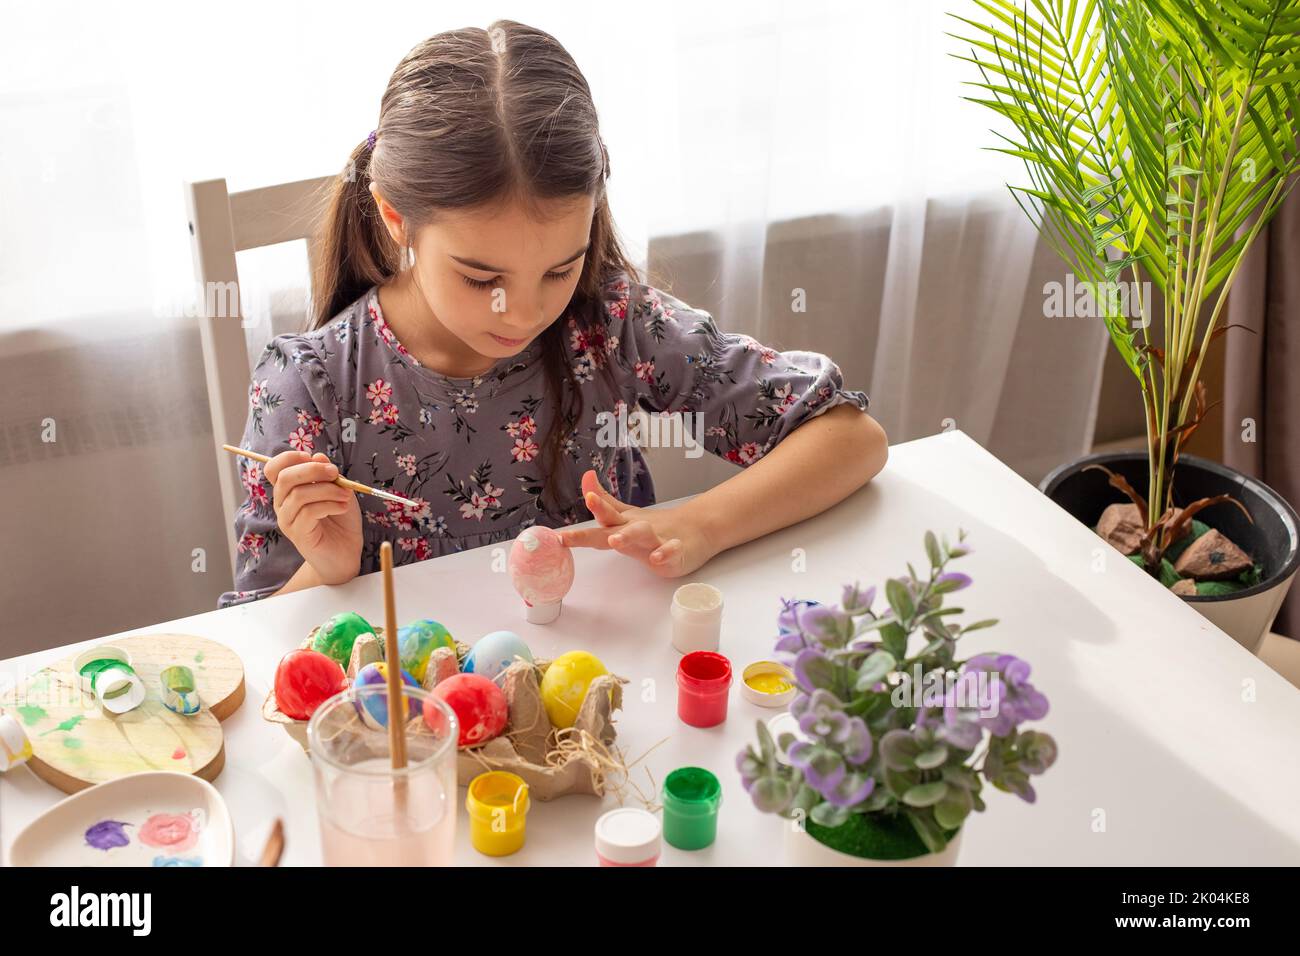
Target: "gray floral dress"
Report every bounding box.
[219,274,870,606]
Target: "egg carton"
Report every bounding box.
[263,628,626,800]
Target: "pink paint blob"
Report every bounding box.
[508,527,574,617]
[139,813,199,852]
[172,748,186,760]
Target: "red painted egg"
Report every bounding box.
[430,673,508,747]
[274,649,347,720]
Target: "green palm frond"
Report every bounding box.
[953,0,1300,544]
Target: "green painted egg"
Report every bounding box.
[311,612,375,666]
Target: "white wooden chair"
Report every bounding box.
[185,174,334,572]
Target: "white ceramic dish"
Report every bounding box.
[9,771,234,867]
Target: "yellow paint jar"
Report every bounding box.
[466,771,530,857]
[741,661,797,708]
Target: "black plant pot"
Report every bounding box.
[1040,451,1299,652]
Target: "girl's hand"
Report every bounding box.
[557,470,718,578]
[265,450,363,586]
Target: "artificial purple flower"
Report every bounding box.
[778,601,853,650]
[822,772,875,808]
[776,598,823,636]
[792,647,834,693]
[774,630,809,656]
[791,690,872,763]
[841,583,876,615]
[936,571,972,591]
[964,653,1049,736]
[793,688,851,741]
[788,740,846,794]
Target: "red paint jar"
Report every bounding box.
[676,651,733,727]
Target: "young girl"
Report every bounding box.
[218,20,887,608]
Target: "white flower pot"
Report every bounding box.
[784,821,962,867]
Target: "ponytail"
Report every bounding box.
[311,138,401,327]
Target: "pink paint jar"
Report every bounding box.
[676,651,732,728]
[594,808,662,867]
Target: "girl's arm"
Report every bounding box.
[568,405,885,575]
[676,403,887,555]
[561,278,886,575]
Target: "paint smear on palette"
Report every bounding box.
[16,705,47,726]
[139,813,199,853]
[153,855,203,867]
[63,738,83,750]
[194,652,205,664]
[85,820,132,851]
[172,748,186,760]
[40,715,85,737]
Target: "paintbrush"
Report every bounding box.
[379,541,410,815]
[222,444,420,509]
[258,818,285,867]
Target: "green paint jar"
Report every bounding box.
[661,766,721,851]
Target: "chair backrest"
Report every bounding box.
[185,175,333,573]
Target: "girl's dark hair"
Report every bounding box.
[311,20,642,514]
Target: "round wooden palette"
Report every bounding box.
[0,634,244,794]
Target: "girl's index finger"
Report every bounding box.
[556,526,616,550]
[584,490,629,526]
[263,449,312,483]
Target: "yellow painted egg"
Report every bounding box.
[540,651,608,729]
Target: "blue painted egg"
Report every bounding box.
[353,662,421,729]
[463,630,534,683]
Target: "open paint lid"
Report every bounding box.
[594,808,661,864]
[95,665,146,715]
[73,645,132,694]
[741,660,796,708]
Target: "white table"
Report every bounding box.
[4,431,1299,866]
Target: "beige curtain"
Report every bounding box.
[1223,192,1300,639]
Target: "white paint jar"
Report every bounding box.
[670,583,723,654]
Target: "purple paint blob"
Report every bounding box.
[85,820,131,851]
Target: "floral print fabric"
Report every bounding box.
[219,274,870,606]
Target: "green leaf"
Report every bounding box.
[960,618,999,633]
[879,622,909,661]
[924,530,943,568]
[1195,579,1245,596]
[855,650,897,691]
[886,579,915,621]
[810,801,849,828]
[902,781,950,808]
[884,767,917,797]
[934,787,974,829]
[906,810,948,854]
[880,730,921,771]
[915,745,949,770]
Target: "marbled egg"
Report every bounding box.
[353,662,421,729]
[397,619,456,682]
[312,612,375,667]
[462,630,533,683]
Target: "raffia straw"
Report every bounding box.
[623,736,672,813]
[546,726,629,797]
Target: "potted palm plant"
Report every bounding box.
[737,531,1058,866]
[954,0,1300,651]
